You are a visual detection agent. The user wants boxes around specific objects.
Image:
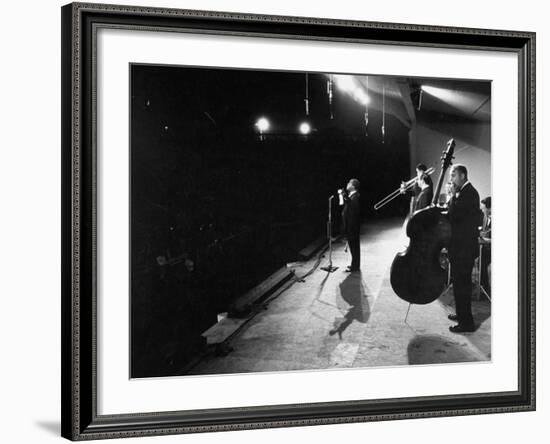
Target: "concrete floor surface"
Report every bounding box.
[190,218,491,375]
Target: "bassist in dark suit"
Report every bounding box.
[339,178,361,272]
[447,165,481,332]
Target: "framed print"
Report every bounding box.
[61,2,536,440]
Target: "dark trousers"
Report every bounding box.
[450,257,475,326]
[348,236,360,270]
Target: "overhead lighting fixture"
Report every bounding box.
[255,117,270,132]
[299,122,311,135]
[255,117,270,141]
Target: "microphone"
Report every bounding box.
[329,189,343,199]
[336,188,346,205]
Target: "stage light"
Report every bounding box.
[421,85,458,102]
[333,74,370,106]
[299,122,311,135]
[255,117,270,132]
[419,85,487,114]
[334,75,356,93]
[354,89,370,106]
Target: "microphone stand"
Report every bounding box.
[321,195,338,272]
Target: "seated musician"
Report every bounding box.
[479,196,491,295]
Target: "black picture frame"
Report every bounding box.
[61,2,536,440]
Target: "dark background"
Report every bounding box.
[130,64,410,378]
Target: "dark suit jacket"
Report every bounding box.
[414,187,433,212]
[342,192,361,239]
[447,182,481,262]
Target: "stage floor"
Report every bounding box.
[189,218,491,375]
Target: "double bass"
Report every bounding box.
[390,139,455,305]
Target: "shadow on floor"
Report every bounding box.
[329,272,371,338]
[313,270,333,306]
[407,334,487,365]
[438,284,492,326]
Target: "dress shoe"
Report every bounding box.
[345,266,360,272]
[448,313,458,321]
[449,323,476,333]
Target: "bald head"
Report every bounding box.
[346,178,360,193]
[450,164,468,189]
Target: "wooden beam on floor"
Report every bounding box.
[298,236,327,260]
[201,266,295,345]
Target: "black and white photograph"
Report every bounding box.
[130,64,492,379]
[2,0,545,443]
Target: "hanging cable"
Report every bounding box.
[305,73,310,116]
[327,75,334,119]
[364,75,369,136]
[382,81,386,143]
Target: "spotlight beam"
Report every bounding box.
[332,74,371,107]
[420,85,490,116]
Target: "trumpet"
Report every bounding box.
[373,167,435,210]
